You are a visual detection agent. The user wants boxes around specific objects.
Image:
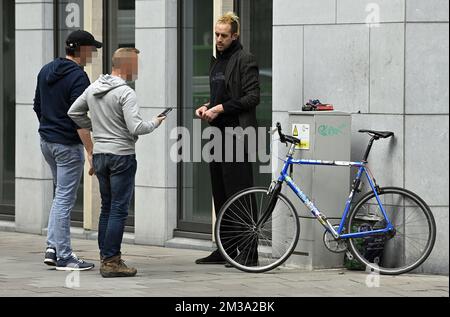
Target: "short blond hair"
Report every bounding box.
[112,47,140,68]
[217,12,240,36]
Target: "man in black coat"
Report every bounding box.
[195,12,260,265]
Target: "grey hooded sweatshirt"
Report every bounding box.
[68,74,161,155]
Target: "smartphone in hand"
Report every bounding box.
[158,107,173,118]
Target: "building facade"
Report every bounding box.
[0,0,448,274]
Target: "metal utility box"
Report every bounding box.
[282,111,352,270]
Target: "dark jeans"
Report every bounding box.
[93,154,137,260]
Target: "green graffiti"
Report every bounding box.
[318,124,347,137]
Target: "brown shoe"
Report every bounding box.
[100,255,137,278]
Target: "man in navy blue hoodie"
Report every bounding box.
[33,30,102,271]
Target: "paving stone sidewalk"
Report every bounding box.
[0,231,448,297]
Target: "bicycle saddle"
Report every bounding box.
[359,130,395,139]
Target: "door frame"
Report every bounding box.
[0,0,15,221]
[0,1,5,215]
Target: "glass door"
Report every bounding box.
[178,0,273,235]
[103,0,136,230]
[0,0,15,221]
[103,0,136,72]
[178,0,215,234]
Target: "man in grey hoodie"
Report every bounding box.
[68,48,165,278]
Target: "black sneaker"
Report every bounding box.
[56,254,95,271]
[44,247,57,267]
[195,250,227,265]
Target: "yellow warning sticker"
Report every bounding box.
[292,124,310,150]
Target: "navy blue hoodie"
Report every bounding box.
[33,58,90,145]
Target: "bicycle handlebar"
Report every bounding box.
[276,122,286,143]
[276,122,301,145]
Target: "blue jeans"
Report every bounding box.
[94,154,137,260]
[40,139,84,260]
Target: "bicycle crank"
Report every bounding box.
[323,226,348,253]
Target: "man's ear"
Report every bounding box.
[232,33,239,41]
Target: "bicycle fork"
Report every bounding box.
[255,181,283,228]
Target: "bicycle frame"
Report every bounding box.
[277,148,395,240]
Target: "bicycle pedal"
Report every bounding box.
[345,251,354,260]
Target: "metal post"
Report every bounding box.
[82,0,103,231]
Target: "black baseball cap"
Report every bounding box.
[66,30,103,49]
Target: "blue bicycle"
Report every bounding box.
[215,123,436,274]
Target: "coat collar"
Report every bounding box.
[210,42,243,84]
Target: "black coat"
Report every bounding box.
[209,47,260,130]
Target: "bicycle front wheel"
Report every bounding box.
[215,187,300,273]
[347,187,436,275]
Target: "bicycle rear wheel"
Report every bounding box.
[347,187,436,275]
[215,187,300,273]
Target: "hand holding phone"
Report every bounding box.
[158,107,173,118]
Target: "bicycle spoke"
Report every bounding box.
[239,197,256,224]
[348,189,435,275]
[394,233,430,246]
[259,231,282,259]
[232,200,255,225]
[227,205,255,228]
[216,188,300,273]
[222,231,255,254]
